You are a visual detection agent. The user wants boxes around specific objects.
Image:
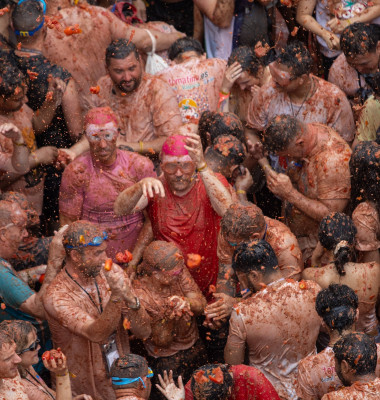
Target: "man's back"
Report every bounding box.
[228,279,321,399]
[158,57,226,121]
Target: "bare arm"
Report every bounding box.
[185,132,232,216]
[224,310,246,365]
[186,291,207,316]
[193,0,234,28]
[122,301,152,340]
[296,0,340,50]
[267,170,348,222]
[118,136,166,155]
[114,177,164,216]
[61,79,83,142]
[193,4,204,42]
[130,212,153,270]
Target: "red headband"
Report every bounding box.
[84,106,118,128]
[161,135,189,156]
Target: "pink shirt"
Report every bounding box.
[247,75,355,142]
[89,74,182,143]
[227,279,321,399]
[59,149,155,259]
[158,58,226,122]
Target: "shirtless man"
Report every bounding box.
[133,241,207,398]
[247,41,355,144]
[158,37,226,122]
[42,1,183,104]
[322,333,380,399]
[263,115,352,262]
[205,202,302,324]
[0,329,26,400]
[224,239,321,399]
[43,220,151,400]
[297,284,380,399]
[88,40,182,155]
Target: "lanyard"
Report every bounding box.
[24,370,55,400]
[65,269,103,314]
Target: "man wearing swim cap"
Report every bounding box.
[114,130,232,301]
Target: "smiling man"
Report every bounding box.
[0,329,26,400]
[59,107,156,260]
[89,39,182,156]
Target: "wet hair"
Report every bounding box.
[0,320,35,355]
[110,354,148,389]
[141,240,183,272]
[212,135,245,166]
[263,114,302,153]
[350,141,380,217]
[232,239,278,275]
[190,364,233,400]
[0,200,23,228]
[0,57,25,99]
[227,46,263,76]
[105,39,140,66]
[340,23,380,57]
[12,0,43,32]
[221,203,265,241]
[316,284,359,334]
[198,111,244,151]
[334,332,377,376]
[0,329,13,352]
[276,41,313,77]
[0,0,16,9]
[168,37,204,60]
[318,213,357,276]
[63,220,104,255]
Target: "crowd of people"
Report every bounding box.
[0,0,379,399]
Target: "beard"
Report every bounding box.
[116,76,141,93]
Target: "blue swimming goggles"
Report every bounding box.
[111,368,154,388]
[64,231,108,249]
[14,0,47,37]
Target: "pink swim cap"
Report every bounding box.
[84,107,118,128]
[161,135,189,156]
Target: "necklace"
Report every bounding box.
[65,269,103,314]
[24,370,55,400]
[289,77,314,118]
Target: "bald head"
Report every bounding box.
[0,200,25,228]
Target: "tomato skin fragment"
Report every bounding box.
[187,253,202,269]
[104,258,112,271]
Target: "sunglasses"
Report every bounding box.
[161,161,195,175]
[64,231,108,249]
[18,339,40,355]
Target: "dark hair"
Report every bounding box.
[105,39,140,66]
[316,284,359,333]
[198,111,244,151]
[221,202,265,240]
[318,213,357,276]
[350,141,380,217]
[227,46,263,76]
[0,0,16,9]
[334,332,377,376]
[168,37,204,61]
[276,41,313,77]
[0,323,15,350]
[12,0,43,32]
[190,364,233,400]
[0,57,25,99]
[263,114,302,153]
[232,239,278,275]
[340,23,380,57]
[63,220,104,255]
[212,135,245,165]
[110,354,148,389]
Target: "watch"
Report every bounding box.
[129,296,140,310]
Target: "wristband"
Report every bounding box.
[56,370,69,377]
[129,296,141,310]
[139,141,144,153]
[218,92,230,108]
[220,89,230,96]
[236,190,246,195]
[196,162,208,172]
[346,19,352,25]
